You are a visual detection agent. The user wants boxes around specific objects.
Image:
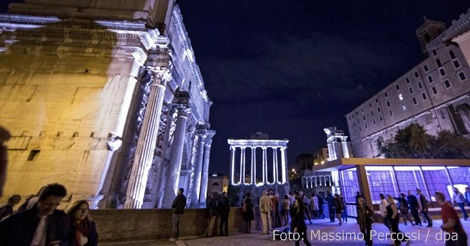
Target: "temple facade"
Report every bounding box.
[346,9,470,158]
[0,0,214,209]
[227,133,290,204]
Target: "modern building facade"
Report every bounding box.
[0,0,214,209]
[346,9,470,158]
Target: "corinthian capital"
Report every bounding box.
[145,38,172,85]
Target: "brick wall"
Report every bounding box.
[90,208,247,242]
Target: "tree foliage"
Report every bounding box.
[379,123,470,159]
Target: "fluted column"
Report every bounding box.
[124,77,169,208]
[199,131,215,204]
[251,147,256,185]
[262,147,267,184]
[230,146,237,185]
[280,147,287,184]
[162,107,190,208]
[188,130,206,206]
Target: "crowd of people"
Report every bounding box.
[0,183,98,246]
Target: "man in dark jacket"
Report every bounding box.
[326,191,335,222]
[170,188,186,241]
[407,190,422,226]
[218,192,230,236]
[0,183,69,246]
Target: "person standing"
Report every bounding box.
[417,188,432,227]
[407,190,422,226]
[310,193,318,219]
[386,195,409,246]
[259,190,272,234]
[0,126,11,196]
[453,188,468,221]
[218,192,230,236]
[0,194,21,220]
[242,193,255,233]
[379,194,391,231]
[169,188,186,241]
[326,191,335,222]
[435,191,468,246]
[291,198,312,246]
[333,194,343,226]
[62,200,98,246]
[317,194,325,219]
[340,194,348,224]
[0,183,69,246]
[204,193,219,237]
[465,187,470,206]
[395,193,414,226]
[302,194,312,225]
[356,197,374,246]
[281,195,290,226]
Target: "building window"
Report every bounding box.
[422,92,427,100]
[453,60,460,69]
[402,103,407,111]
[384,92,388,97]
[387,101,391,107]
[369,103,372,107]
[396,84,400,90]
[424,65,429,72]
[365,123,368,129]
[409,87,414,95]
[412,97,417,105]
[375,98,378,103]
[380,115,383,122]
[414,72,419,78]
[432,87,438,94]
[427,75,433,83]
[458,72,467,81]
[436,58,442,67]
[439,67,446,76]
[356,111,358,115]
[406,77,411,83]
[449,50,456,59]
[373,119,376,124]
[418,81,423,89]
[432,50,437,56]
[444,80,451,88]
[389,110,393,116]
[377,107,381,112]
[363,115,366,120]
[371,111,374,116]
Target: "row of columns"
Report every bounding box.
[302,174,333,188]
[229,145,288,186]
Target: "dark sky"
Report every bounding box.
[177,0,470,174]
[1,1,469,174]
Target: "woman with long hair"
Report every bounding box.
[242,193,254,233]
[386,195,409,246]
[62,200,98,246]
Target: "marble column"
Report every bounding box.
[340,136,350,158]
[251,147,256,185]
[262,147,267,184]
[162,107,190,208]
[230,146,237,185]
[124,42,171,209]
[280,147,287,183]
[273,147,279,183]
[326,140,334,161]
[240,147,246,185]
[199,131,215,204]
[188,130,206,206]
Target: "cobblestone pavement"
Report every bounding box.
[102,218,470,245]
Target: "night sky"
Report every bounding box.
[1,1,469,174]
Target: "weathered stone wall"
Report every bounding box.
[90,207,246,242]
